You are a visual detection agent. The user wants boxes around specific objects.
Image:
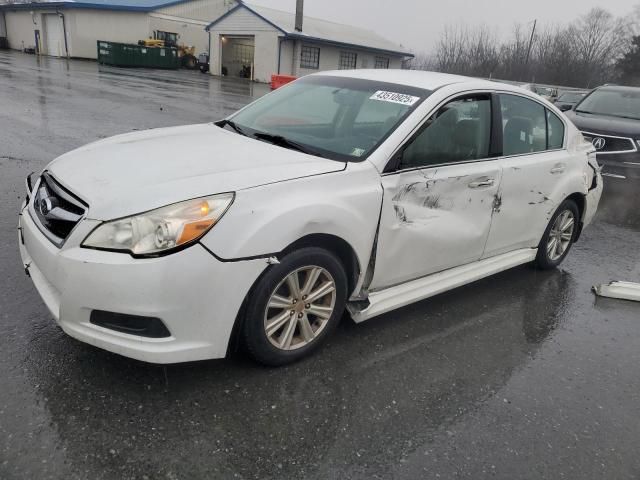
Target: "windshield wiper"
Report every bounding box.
[253,132,325,158]
[216,119,248,137]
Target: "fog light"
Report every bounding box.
[90,310,171,338]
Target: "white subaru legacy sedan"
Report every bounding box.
[19,70,602,366]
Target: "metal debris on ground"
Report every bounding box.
[593,281,640,302]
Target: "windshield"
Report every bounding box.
[228,76,430,162]
[576,88,640,120]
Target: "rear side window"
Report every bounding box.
[400,95,491,169]
[500,94,547,155]
[547,110,565,149]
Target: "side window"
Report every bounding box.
[500,94,546,155]
[400,96,491,169]
[547,110,565,149]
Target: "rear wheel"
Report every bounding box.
[242,247,347,366]
[535,199,579,269]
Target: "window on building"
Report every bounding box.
[300,46,320,69]
[154,31,178,47]
[339,51,358,70]
[375,56,390,69]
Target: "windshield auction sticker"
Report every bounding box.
[370,91,420,106]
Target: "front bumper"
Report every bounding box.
[18,205,267,364]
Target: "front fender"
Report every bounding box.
[201,162,383,278]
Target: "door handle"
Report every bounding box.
[550,163,566,174]
[468,178,495,188]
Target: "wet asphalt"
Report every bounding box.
[1,50,640,480]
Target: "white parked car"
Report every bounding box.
[19,70,602,366]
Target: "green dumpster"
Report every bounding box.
[97,40,180,69]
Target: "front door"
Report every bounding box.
[369,93,502,291]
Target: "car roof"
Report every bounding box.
[312,69,514,92]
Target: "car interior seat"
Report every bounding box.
[503,117,534,155]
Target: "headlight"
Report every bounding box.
[636,140,640,148]
[82,193,234,256]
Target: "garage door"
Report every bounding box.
[44,14,64,57]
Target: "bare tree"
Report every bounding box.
[570,8,632,87]
[433,25,470,74]
[465,26,500,78]
[532,25,578,86]
[414,5,636,88]
[497,24,530,81]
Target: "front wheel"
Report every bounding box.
[242,247,348,366]
[535,199,579,269]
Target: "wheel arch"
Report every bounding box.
[225,233,361,356]
[280,233,361,296]
[565,192,586,242]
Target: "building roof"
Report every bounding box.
[206,3,414,58]
[0,0,194,12]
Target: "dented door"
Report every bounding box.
[369,162,503,291]
[482,95,577,258]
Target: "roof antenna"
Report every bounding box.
[295,0,304,32]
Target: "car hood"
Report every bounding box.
[565,111,640,137]
[47,123,345,220]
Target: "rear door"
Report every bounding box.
[482,93,571,257]
[369,93,503,290]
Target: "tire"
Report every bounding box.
[535,199,579,270]
[242,247,348,366]
[182,55,198,70]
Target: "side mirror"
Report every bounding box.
[560,105,572,112]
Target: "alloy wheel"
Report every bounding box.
[547,210,575,261]
[264,266,337,351]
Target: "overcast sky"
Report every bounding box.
[249,0,639,53]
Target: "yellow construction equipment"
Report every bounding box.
[138,38,198,69]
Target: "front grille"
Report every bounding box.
[31,172,87,247]
[581,131,637,154]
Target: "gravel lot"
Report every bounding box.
[1,50,640,480]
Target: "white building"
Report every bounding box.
[205,3,414,83]
[0,0,236,59]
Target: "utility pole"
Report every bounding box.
[525,19,537,65]
[525,19,537,83]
